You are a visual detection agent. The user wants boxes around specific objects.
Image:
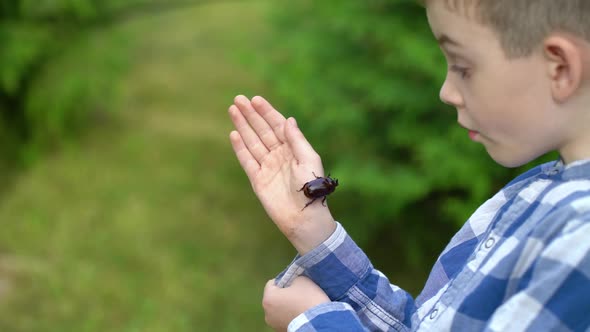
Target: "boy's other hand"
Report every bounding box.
[228,95,336,254]
[262,276,330,332]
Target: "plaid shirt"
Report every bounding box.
[276,159,590,331]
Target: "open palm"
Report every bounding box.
[228,95,335,254]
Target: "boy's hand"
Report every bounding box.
[228,95,336,254]
[262,276,330,332]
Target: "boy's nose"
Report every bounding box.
[439,76,464,108]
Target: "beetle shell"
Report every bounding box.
[300,177,338,198]
[297,172,338,210]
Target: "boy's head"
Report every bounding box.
[423,0,590,168]
[424,0,590,58]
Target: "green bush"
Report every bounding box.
[0,0,136,166]
[261,0,557,270]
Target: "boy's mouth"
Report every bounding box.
[458,122,479,141]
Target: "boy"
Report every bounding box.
[228,0,590,330]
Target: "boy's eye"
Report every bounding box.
[450,65,469,79]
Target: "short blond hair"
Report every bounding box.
[423,0,590,58]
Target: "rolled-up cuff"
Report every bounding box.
[275,221,347,288]
[275,222,373,302]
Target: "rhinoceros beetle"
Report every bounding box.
[297,172,338,210]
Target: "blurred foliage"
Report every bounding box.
[261,0,558,270]
[0,2,284,331]
[0,0,142,167]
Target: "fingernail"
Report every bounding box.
[290,117,298,128]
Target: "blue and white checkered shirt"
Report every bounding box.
[276,159,590,331]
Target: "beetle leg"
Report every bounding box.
[297,184,306,192]
[321,196,327,206]
[301,198,317,211]
[312,171,321,179]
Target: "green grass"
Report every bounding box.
[0,2,295,331]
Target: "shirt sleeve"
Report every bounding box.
[275,222,415,332]
[484,221,590,331]
[288,302,368,332]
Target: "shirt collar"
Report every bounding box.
[544,158,590,180]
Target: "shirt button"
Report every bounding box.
[429,308,439,320]
[485,237,496,249]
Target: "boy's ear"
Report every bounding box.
[543,35,583,103]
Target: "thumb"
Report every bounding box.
[285,117,319,163]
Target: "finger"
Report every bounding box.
[285,117,320,164]
[262,279,278,307]
[229,130,260,180]
[264,279,276,291]
[235,95,282,150]
[251,96,287,143]
[229,104,270,163]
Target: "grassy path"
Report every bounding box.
[0,2,293,331]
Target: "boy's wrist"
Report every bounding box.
[287,209,337,255]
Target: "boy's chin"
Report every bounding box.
[487,149,539,169]
[494,160,528,169]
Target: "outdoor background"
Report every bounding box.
[0,0,556,331]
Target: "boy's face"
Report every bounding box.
[426,2,569,167]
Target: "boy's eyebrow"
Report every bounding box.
[437,34,463,48]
